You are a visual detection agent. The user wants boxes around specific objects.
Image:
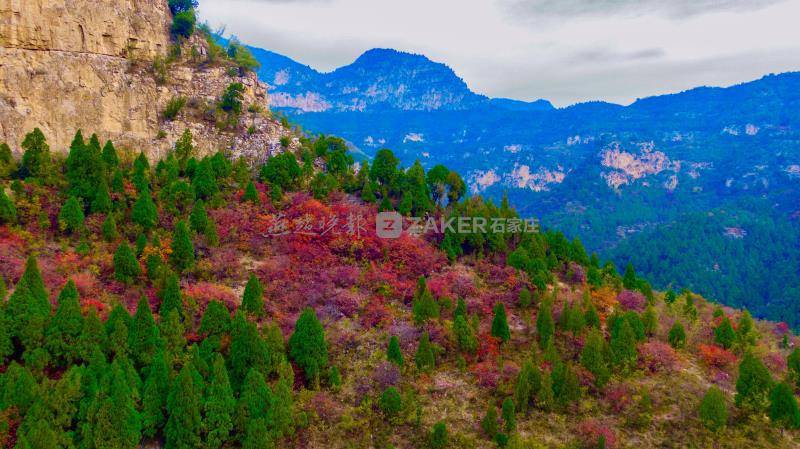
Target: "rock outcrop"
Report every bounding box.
[0,0,292,161]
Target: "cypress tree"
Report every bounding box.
[736,310,757,348]
[241,273,265,317]
[132,186,158,231]
[581,328,611,388]
[584,299,600,329]
[93,360,142,449]
[102,139,119,169]
[412,276,439,324]
[189,199,208,233]
[132,152,151,192]
[114,241,141,284]
[288,308,329,386]
[387,335,404,366]
[514,360,537,413]
[453,297,467,320]
[91,178,112,214]
[192,158,218,199]
[19,128,51,179]
[414,331,435,372]
[361,179,376,203]
[714,317,736,349]
[101,213,118,241]
[788,348,800,389]
[199,300,231,337]
[481,405,498,439]
[453,314,478,354]
[205,353,235,449]
[129,296,160,368]
[622,262,638,290]
[0,306,11,363]
[76,309,105,362]
[379,387,403,417]
[159,273,184,320]
[735,352,773,413]
[104,303,131,358]
[769,382,800,430]
[170,220,195,272]
[610,318,637,372]
[228,312,270,390]
[0,187,16,224]
[536,299,554,347]
[664,289,677,305]
[45,280,84,364]
[552,362,581,407]
[668,322,686,349]
[642,305,657,336]
[165,365,203,449]
[501,398,516,433]
[58,196,85,234]
[267,372,294,438]
[160,309,186,368]
[242,181,260,205]
[141,350,170,438]
[235,368,273,441]
[429,421,448,449]
[491,302,511,343]
[518,287,532,308]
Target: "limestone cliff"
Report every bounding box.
[0,0,292,161]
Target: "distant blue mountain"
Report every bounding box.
[230,36,800,326]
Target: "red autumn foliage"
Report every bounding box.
[577,419,617,449]
[697,344,737,369]
[604,383,633,414]
[616,290,646,312]
[183,282,238,310]
[638,341,679,373]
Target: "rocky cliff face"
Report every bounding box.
[0,0,292,161]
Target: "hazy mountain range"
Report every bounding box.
[230,37,800,326]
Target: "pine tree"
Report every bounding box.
[91,178,112,214]
[19,128,51,179]
[228,312,271,390]
[241,273,265,317]
[501,398,516,433]
[453,314,478,354]
[429,421,448,449]
[76,309,105,362]
[93,359,142,449]
[235,368,273,441]
[0,142,16,180]
[192,158,218,200]
[514,360,538,413]
[584,299,600,329]
[58,196,85,234]
[735,352,773,413]
[610,318,637,372]
[170,220,195,272]
[668,322,686,349]
[453,297,467,320]
[581,329,611,388]
[199,300,231,337]
[268,373,295,438]
[0,306,11,364]
[415,331,435,372]
[361,179,376,203]
[491,302,511,343]
[736,310,757,348]
[0,187,16,224]
[132,186,158,231]
[379,387,402,417]
[481,405,498,439]
[769,382,800,430]
[45,280,84,364]
[165,365,203,449]
[536,299,555,347]
[114,241,141,284]
[102,139,119,169]
[552,362,581,407]
[141,350,170,438]
[387,335,404,366]
[132,151,151,192]
[242,181,260,205]
[664,289,677,305]
[160,309,186,368]
[205,354,235,449]
[189,199,208,233]
[788,348,800,389]
[288,308,329,387]
[642,305,657,336]
[622,262,638,289]
[101,213,118,241]
[159,273,184,320]
[714,316,736,349]
[412,276,439,324]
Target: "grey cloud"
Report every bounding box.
[502,0,788,19]
[565,47,666,64]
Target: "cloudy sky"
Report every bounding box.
[198,0,800,106]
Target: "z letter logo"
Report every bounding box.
[376,212,403,239]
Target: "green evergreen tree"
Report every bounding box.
[379,386,403,417]
[189,199,208,233]
[45,280,84,364]
[235,368,273,442]
[0,142,16,179]
[102,139,119,169]
[622,262,638,290]
[481,404,498,439]
[501,397,516,433]
[205,354,235,449]
[735,352,773,413]
[199,300,231,337]
[132,151,151,192]
[453,297,467,320]
[192,158,218,200]
[736,310,757,348]
[228,312,271,390]
[453,314,478,354]
[132,186,158,231]
[141,350,170,438]
[360,178,376,203]
[387,335,404,366]
[552,362,581,407]
[610,318,637,372]
[114,241,141,284]
[491,302,511,343]
[642,305,657,336]
[429,421,448,449]
[412,276,439,324]
[165,365,203,449]
[788,348,800,389]
[714,316,736,349]
[20,128,51,179]
[769,382,800,430]
[513,360,538,413]
[0,187,16,224]
[536,299,555,347]
[58,196,85,234]
[518,287,532,308]
[241,273,265,317]
[101,213,118,242]
[581,329,611,388]
[170,220,195,272]
[288,308,329,387]
[159,273,184,320]
[668,322,686,349]
[664,289,677,305]
[242,181,260,205]
[129,296,160,368]
[76,309,105,362]
[160,309,186,368]
[414,332,436,372]
[93,359,142,449]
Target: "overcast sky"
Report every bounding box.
[198,0,800,106]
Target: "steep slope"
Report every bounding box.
[0,0,291,160]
